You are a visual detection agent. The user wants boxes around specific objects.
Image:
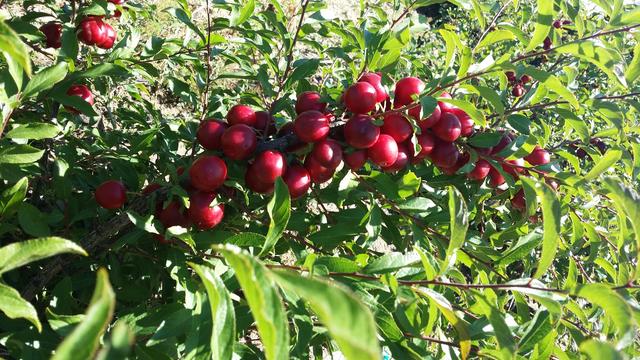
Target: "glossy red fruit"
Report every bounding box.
[197,119,226,150]
[553,20,562,29]
[382,143,409,173]
[344,150,367,171]
[253,150,286,184]
[294,110,330,143]
[441,152,469,175]
[344,114,380,149]
[430,140,459,168]
[77,16,106,46]
[188,191,224,229]
[344,82,377,114]
[447,108,473,137]
[394,77,424,107]
[467,159,491,181]
[419,104,442,130]
[525,146,550,165]
[189,155,227,191]
[382,113,413,143]
[359,72,388,103]
[437,91,456,112]
[108,0,125,4]
[142,182,162,195]
[415,132,435,159]
[283,165,311,199]
[226,104,256,127]
[96,22,116,49]
[505,71,516,83]
[221,124,257,160]
[432,112,461,142]
[488,167,506,187]
[368,134,398,167]
[295,91,327,114]
[157,200,190,228]
[95,180,126,209]
[254,111,276,136]
[305,156,335,184]
[311,139,343,168]
[40,22,62,49]
[503,158,525,177]
[511,189,526,211]
[520,75,532,84]
[245,164,275,194]
[492,133,515,155]
[65,84,94,113]
[512,84,525,97]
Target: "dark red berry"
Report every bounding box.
[430,140,459,168]
[525,146,550,166]
[252,150,287,184]
[226,105,256,127]
[467,159,491,181]
[283,165,311,199]
[368,134,398,167]
[358,72,388,103]
[95,180,127,209]
[295,91,327,114]
[382,113,413,143]
[344,150,367,171]
[432,112,461,142]
[40,22,62,49]
[311,139,343,168]
[304,156,335,184]
[344,82,378,114]
[188,191,224,229]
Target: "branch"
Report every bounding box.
[472,1,511,52]
[389,0,419,30]
[200,0,213,121]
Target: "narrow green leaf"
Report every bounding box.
[519,310,553,353]
[96,322,134,360]
[52,269,116,360]
[0,144,44,164]
[533,181,561,279]
[475,294,516,354]
[6,123,60,140]
[0,177,28,216]
[580,339,624,360]
[525,0,555,52]
[260,178,291,256]
[217,245,289,360]
[362,251,420,274]
[0,18,32,78]
[626,42,640,84]
[574,283,634,338]
[272,270,381,360]
[0,237,86,275]
[555,41,626,87]
[22,62,68,98]
[230,0,255,27]
[525,67,579,108]
[602,178,640,276]
[189,263,236,360]
[476,29,515,51]
[164,8,205,40]
[0,283,41,331]
[441,186,468,274]
[584,149,622,181]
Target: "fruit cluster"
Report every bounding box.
[505,71,531,97]
[94,73,555,243]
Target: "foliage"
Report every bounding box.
[1,0,640,359]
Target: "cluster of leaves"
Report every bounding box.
[1,0,640,359]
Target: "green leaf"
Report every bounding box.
[0,283,41,331]
[230,0,255,27]
[18,203,50,237]
[260,178,291,256]
[518,310,553,353]
[0,144,44,164]
[555,41,626,87]
[476,29,515,51]
[437,98,486,126]
[362,251,420,274]
[22,62,68,98]
[573,283,634,338]
[525,0,555,52]
[6,123,60,140]
[189,263,236,360]
[441,186,468,274]
[217,245,289,360]
[602,178,640,276]
[96,322,134,360]
[533,181,561,279]
[0,18,32,80]
[52,269,115,360]
[524,67,579,108]
[0,176,28,216]
[164,8,205,40]
[475,294,516,354]
[626,42,640,84]
[415,287,471,360]
[584,149,622,181]
[272,270,381,360]
[0,237,87,275]
[580,339,624,360]
[284,59,320,89]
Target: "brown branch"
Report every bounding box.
[389,0,419,30]
[472,1,511,52]
[200,0,213,122]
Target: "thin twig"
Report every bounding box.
[200,0,213,121]
[389,0,419,30]
[472,1,511,52]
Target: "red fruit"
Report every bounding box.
[382,113,413,143]
[283,165,311,199]
[311,139,343,168]
[189,155,227,191]
[543,37,552,50]
[511,189,526,210]
[368,134,398,167]
[414,132,435,160]
[177,166,186,176]
[197,119,227,150]
[546,178,559,191]
[437,92,456,112]
[96,22,116,49]
[503,158,525,177]
[277,122,307,152]
[188,191,224,230]
[512,84,525,97]
[344,114,380,149]
[447,108,473,137]
[488,167,505,187]
[430,140,459,168]
[467,159,491,181]
[344,150,367,171]
[432,112,461,142]
[441,152,469,175]
[254,111,276,136]
[95,180,126,209]
[344,82,378,114]
[295,91,327,114]
[359,72,388,103]
[65,84,94,113]
[253,150,286,183]
[394,77,424,107]
[77,16,106,46]
[382,143,409,173]
[142,182,162,195]
[294,110,330,143]
[505,71,516,83]
[419,104,442,130]
[520,75,532,84]
[304,156,335,184]
[492,133,515,155]
[108,0,125,4]
[221,124,257,160]
[157,200,190,228]
[553,20,562,29]
[40,22,62,49]
[245,164,275,194]
[525,146,550,166]
[226,105,256,127]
